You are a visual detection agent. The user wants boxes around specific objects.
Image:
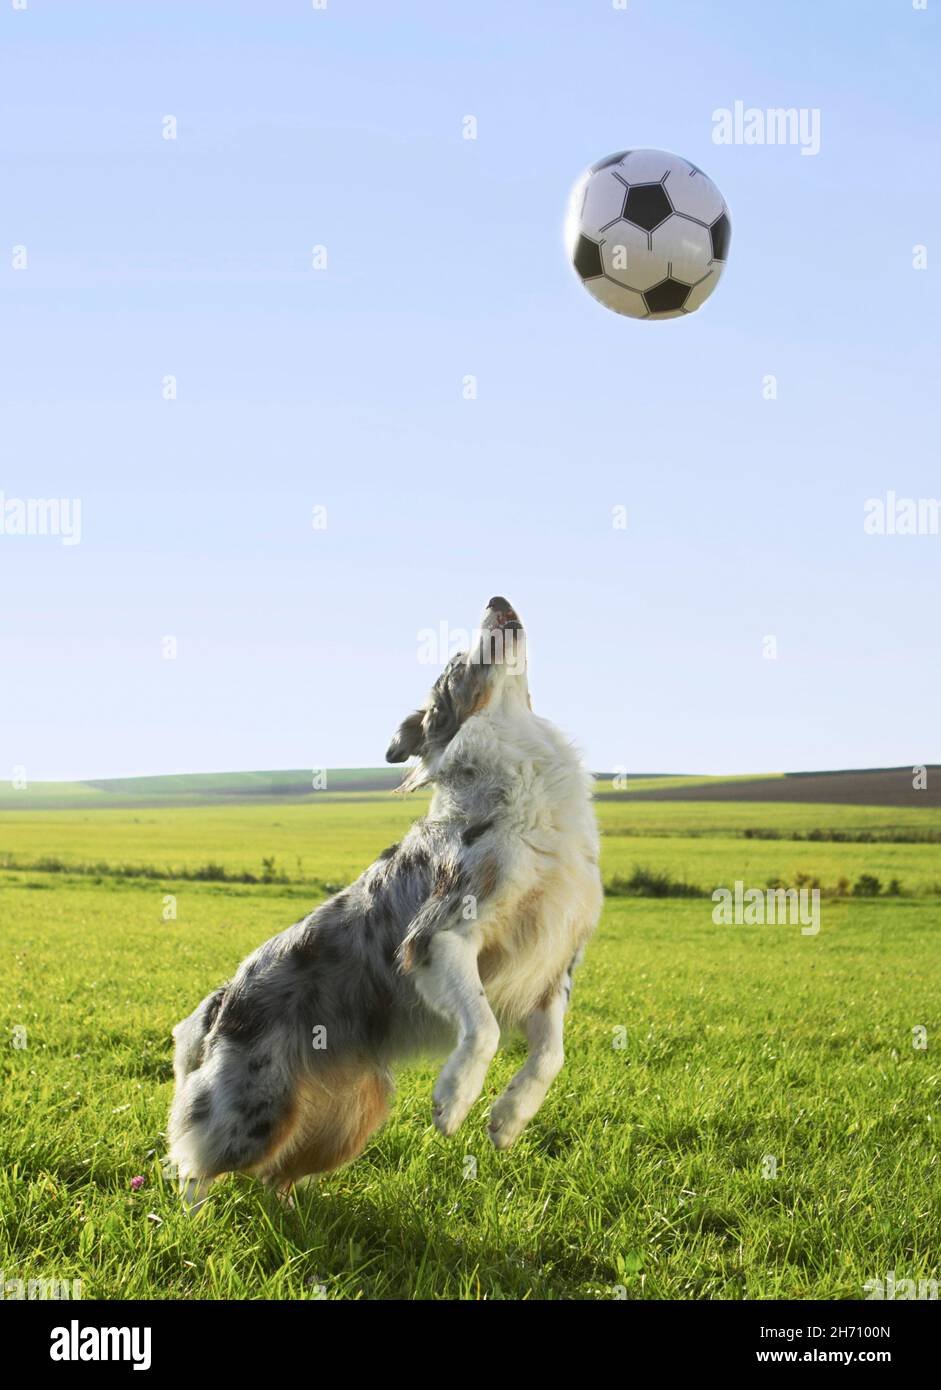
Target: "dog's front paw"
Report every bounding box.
[487,1089,527,1150]
[432,1102,461,1137]
[431,1070,478,1138]
[180,1177,213,1212]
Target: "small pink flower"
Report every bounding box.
[130,1176,145,1192]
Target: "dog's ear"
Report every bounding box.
[385,710,424,763]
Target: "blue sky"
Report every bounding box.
[1,0,938,781]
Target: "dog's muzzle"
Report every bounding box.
[485,596,522,631]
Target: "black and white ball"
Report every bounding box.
[565,149,731,320]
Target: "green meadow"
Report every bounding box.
[1,787,939,1299]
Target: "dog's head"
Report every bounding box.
[386,596,528,791]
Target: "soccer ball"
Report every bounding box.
[565,149,731,320]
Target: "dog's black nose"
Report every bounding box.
[488,596,511,611]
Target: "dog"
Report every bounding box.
[167,597,602,1203]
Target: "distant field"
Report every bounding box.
[1,780,939,1299]
[2,795,939,898]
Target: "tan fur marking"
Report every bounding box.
[475,853,500,900]
[467,685,493,716]
[477,940,507,983]
[257,1066,390,1190]
[434,862,464,897]
[512,884,548,944]
[536,978,564,1012]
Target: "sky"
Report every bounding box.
[1,0,938,781]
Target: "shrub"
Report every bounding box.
[261,856,287,884]
[193,862,227,881]
[605,867,705,899]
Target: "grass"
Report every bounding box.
[0,794,939,1299]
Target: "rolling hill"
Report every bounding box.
[0,766,937,810]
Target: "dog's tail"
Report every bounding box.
[168,990,390,1197]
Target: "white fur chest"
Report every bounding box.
[436,706,602,1023]
[485,709,599,868]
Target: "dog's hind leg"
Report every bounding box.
[411,923,501,1137]
[487,955,579,1151]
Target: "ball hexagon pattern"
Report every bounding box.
[600,221,668,294]
[566,148,731,320]
[652,218,713,287]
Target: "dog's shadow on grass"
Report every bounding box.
[263,1130,598,1298]
[279,1187,596,1298]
